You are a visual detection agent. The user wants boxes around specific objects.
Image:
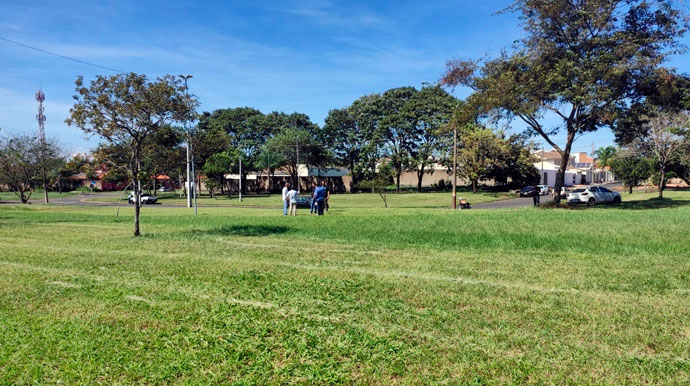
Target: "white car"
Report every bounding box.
[537,185,549,196]
[127,192,158,205]
[567,186,621,206]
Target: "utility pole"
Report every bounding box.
[179,75,197,215]
[238,156,242,202]
[295,139,300,194]
[36,90,48,204]
[452,126,457,210]
[191,139,197,216]
[186,132,192,207]
[591,141,595,183]
[541,145,544,184]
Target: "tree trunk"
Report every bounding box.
[416,166,424,193]
[472,179,478,194]
[553,134,575,204]
[629,184,633,194]
[396,172,401,192]
[134,178,141,237]
[349,160,357,192]
[658,169,665,199]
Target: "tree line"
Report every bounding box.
[605,111,690,198]
[4,0,690,237]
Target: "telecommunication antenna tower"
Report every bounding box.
[36,90,49,204]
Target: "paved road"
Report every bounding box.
[3,183,623,210]
[472,182,622,209]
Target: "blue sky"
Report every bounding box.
[1,0,689,156]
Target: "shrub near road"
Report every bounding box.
[1,192,690,383]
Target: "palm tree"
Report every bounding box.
[594,146,617,182]
[594,146,617,168]
[256,150,285,195]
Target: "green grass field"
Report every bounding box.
[0,191,79,202]
[85,190,516,208]
[1,191,690,384]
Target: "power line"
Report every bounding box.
[0,36,126,73]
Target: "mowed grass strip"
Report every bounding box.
[84,190,515,208]
[1,191,689,384]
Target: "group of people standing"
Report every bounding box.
[282,181,330,216]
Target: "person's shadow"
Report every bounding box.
[189,225,291,236]
[600,197,690,210]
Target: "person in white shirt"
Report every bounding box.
[282,182,291,216]
[287,188,298,216]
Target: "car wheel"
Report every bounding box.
[587,198,595,207]
[613,196,621,205]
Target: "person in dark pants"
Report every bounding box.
[309,182,317,215]
[322,181,330,212]
[533,187,541,206]
[314,182,326,216]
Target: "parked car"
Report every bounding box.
[158,186,172,192]
[559,187,570,199]
[128,192,158,205]
[519,186,540,197]
[292,195,312,209]
[537,185,549,196]
[567,186,621,206]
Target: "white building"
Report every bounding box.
[534,150,614,187]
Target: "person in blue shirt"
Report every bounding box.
[309,182,317,215]
[313,182,326,216]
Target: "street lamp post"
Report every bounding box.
[452,126,457,210]
[239,156,242,202]
[179,74,196,215]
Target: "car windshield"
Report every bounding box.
[522,186,535,191]
[572,189,585,193]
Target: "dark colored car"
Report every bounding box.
[292,195,312,209]
[519,186,540,197]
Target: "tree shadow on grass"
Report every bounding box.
[187,225,292,237]
[602,197,690,210]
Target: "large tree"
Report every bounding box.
[0,135,63,203]
[609,148,653,193]
[379,87,418,191]
[407,86,456,192]
[202,150,236,197]
[640,111,688,198]
[488,134,540,187]
[67,73,196,236]
[265,124,327,189]
[199,107,268,193]
[323,95,383,191]
[457,126,509,193]
[442,0,687,202]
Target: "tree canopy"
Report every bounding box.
[66,73,197,236]
[442,0,688,201]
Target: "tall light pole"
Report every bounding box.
[452,125,457,210]
[36,90,48,204]
[238,156,242,202]
[541,145,544,184]
[179,74,197,215]
[295,139,300,193]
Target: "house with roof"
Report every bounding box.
[534,150,614,187]
[225,164,351,193]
